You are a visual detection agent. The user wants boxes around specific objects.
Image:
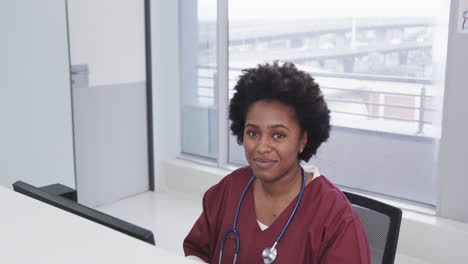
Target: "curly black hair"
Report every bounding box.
[228,62,330,162]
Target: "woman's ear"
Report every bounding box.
[300,131,308,153]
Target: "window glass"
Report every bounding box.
[227,0,443,205]
[179,0,217,158]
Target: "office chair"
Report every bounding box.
[343,191,402,264]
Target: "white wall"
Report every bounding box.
[67,0,146,86]
[437,0,468,222]
[0,0,75,189]
[72,83,149,207]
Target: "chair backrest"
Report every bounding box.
[343,191,402,264]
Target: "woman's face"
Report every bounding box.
[243,100,307,183]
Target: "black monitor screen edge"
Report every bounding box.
[12,181,155,245]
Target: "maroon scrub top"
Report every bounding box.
[183,166,371,264]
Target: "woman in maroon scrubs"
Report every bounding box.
[184,62,370,264]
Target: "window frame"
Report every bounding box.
[172,0,468,222]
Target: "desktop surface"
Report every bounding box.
[0,186,197,264]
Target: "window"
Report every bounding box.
[179,0,445,206]
[179,0,217,159]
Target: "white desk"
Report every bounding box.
[0,186,198,264]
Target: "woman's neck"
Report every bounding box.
[255,164,303,201]
[253,164,304,226]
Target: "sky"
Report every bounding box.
[198,0,442,21]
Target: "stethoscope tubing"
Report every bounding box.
[218,167,305,264]
[219,175,255,263]
[275,167,306,245]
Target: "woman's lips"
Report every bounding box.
[254,158,277,169]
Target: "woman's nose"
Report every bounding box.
[256,136,272,153]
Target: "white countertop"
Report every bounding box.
[0,186,198,264]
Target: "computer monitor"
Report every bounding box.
[12,181,155,245]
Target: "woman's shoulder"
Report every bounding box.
[204,166,253,199]
[306,176,370,261]
[226,166,254,181]
[307,175,358,221]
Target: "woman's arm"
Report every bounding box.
[319,217,371,264]
[183,195,215,262]
[183,177,231,263]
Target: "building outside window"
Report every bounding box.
[179,0,445,206]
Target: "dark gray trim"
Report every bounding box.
[64,0,78,193]
[144,0,155,191]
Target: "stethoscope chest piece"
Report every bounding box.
[262,247,277,264]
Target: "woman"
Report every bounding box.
[184,62,370,263]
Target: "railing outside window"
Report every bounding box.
[197,65,435,136]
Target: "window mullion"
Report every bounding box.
[216,0,229,168]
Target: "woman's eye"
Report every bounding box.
[273,133,284,139]
[246,131,258,136]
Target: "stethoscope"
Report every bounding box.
[219,167,306,264]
